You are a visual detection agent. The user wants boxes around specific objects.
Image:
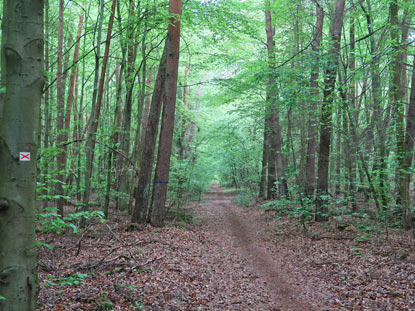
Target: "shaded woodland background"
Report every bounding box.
[28,0,415,227]
[1,0,415,309]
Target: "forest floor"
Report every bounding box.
[37,185,415,310]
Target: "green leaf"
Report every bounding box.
[36,241,54,250]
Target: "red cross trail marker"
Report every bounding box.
[20,152,30,161]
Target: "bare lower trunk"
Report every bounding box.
[0,1,44,309]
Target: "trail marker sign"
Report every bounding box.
[20,152,31,161]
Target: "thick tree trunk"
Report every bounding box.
[390,0,411,228]
[304,2,324,196]
[401,54,415,228]
[131,43,168,223]
[0,1,44,309]
[151,0,183,227]
[315,0,345,221]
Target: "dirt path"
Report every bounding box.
[37,184,415,310]
[196,185,322,311]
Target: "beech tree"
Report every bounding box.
[315,0,346,221]
[0,0,44,309]
[151,0,183,226]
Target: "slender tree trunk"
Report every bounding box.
[42,0,51,209]
[335,107,341,196]
[264,0,287,199]
[116,0,136,210]
[188,72,206,144]
[56,0,65,216]
[315,0,346,221]
[360,0,388,208]
[63,14,83,181]
[390,0,411,228]
[304,2,324,196]
[131,43,168,223]
[142,69,153,138]
[346,17,357,211]
[0,1,44,309]
[151,0,183,227]
[259,116,268,200]
[82,0,117,216]
[401,54,415,228]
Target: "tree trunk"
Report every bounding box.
[345,17,357,211]
[131,43,168,223]
[360,0,389,208]
[264,0,287,199]
[259,115,268,200]
[42,0,51,209]
[116,0,136,210]
[188,72,205,145]
[304,2,324,196]
[401,54,415,228]
[315,0,346,221]
[141,69,153,138]
[390,0,411,228]
[151,0,183,227]
[82,0,117,217]
[56,0,65,216]
[63,14,83,183]
[0,1,44,309]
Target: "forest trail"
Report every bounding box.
[196,185,321,311]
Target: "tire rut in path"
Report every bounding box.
[199,185,320,311]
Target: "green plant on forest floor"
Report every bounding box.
[37,207,105,234]
[43,273,88,288]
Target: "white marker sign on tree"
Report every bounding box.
[19,152,31,161]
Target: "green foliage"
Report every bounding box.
[43,273,88,288]
[0,296,5,300]
[36,241,54,250]
[37,207,104,234]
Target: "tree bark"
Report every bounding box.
[401,54,415,228]
[151,0,183,227]
[0,0,44,309]
[42,0,51,209]
[62,14,84,190]
[131,43,168,223]
[56,0,65,216]
[116,0,136,210]
[315,0,346,221]
[304,2,324,196]
[360,0,389,208]
[259,115,268,200]
[390,0,411,228]
[82,0,117,216]
[264,0,288,199]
